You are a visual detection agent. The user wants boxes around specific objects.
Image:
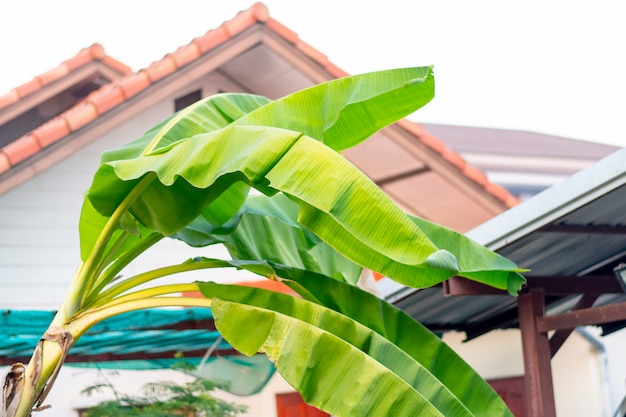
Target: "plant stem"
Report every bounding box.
[69,296,215,340]
[84,232,164,307]
[62,174,156,318]
[91,259,233,307]
[11,294,215,417]
[96,283,201,308]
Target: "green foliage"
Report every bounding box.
[81,366,247,417]
[8,67,526,417]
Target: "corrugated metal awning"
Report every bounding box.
[389,147,626,339]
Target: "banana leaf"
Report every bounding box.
[100,93,272,162]
[205,281,511,417]
[233,66,434,151]
[181,193,363,284]
[259,265,512,417]
[80,67,436,273]
[87,129,523,291]
[195,261,512,417]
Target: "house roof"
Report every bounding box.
[0,44,131,152]
[421,123,619,160]
[0,43,131,112]
[0,2,515,232]
[389,146,626,339]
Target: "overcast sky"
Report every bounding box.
[1,0,624,146]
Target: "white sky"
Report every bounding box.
[0,0,624,146]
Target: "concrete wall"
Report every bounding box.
[0,71,258,309]
[444,329,606,416]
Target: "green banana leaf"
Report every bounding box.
[183,192,523,292]
[79,92,271,261]
[87,129,522,291]
[192,259,511,417]
[182,193,363,284]
[233,66,434,151]
[80,67,435,267]
[214,299,443,416]
[409,216,526,294]
[205,280,511,416]
[100,93,272,162]
[80,66,524,293]
[260,265,512,417]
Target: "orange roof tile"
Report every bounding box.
[0,152,10,173]
[0,43,131,111]
[0,2,517,209]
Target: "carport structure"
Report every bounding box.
[390,147,626,416]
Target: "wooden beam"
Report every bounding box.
[549,294,599,357]
[538,300,626,332]
[443,276,509,296]
[443,275,624,297]
[526,275,624,295]
[518,289,556,417]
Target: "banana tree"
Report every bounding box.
[2,67,526,417]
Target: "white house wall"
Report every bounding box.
[0,71,259,310]
[444,329,606,416]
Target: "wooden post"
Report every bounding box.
[518,289,556,417]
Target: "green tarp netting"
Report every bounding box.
[0,309,275,396]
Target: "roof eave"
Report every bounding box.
[466,146,626,250]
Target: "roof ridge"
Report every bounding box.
[0,43,131,111]
[0,2,517,209]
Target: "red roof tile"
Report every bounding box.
[145,56,178,83]
[0,90,19,109]
[295,40,329,66]
[15,79,43,99]
[0,2,517,209]
[32,119,71,148]
[87,84,126,114]
[194,28,230,54]
[265,18,298,43]
[3,135,41,166]
[65,102,99,131]
[0,43,131,112]
[118,71,151,99]
[37,65,71,86]
[0,152,10,174]
[223,5,263,36]
[171,44,201,68]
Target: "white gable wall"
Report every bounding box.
[0,71,258,310]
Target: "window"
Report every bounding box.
[174,89,202,112]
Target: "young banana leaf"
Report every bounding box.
[84,126,524,292]
[78,68,438,297]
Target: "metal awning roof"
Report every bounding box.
[389,146,626,339]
